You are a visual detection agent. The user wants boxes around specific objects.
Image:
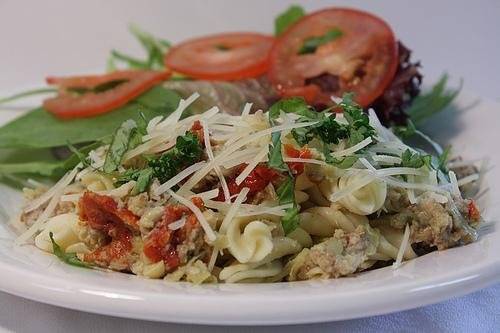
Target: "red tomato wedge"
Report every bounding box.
[43,70,171,119]
[164,33,274,81]
[268,8,398,107]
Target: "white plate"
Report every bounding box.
[0,89,498,325]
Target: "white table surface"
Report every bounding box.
[0,0,499,332]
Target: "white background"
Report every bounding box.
[0,0,499,332]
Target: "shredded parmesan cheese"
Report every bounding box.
[154,161,207,196]
[393,223,411,269]
[219,187,249,233]
[331,137,372,158]
[168,216,186,231]
[202,119,231,202]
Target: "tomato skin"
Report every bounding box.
[268,8,399,107]
[44,70,171,119]
[165,33,274,81]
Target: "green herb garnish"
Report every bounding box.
[274,5,306,35]
[49,232,90,268]
[276,176,300,234]
[400,149,432,169]
[298,28,343,55]
[148,132,203,183]
[340,93,376,146]
[118,167,154,195]
[103,120,137,173]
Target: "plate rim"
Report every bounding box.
[0,245,498,325]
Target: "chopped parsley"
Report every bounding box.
[340,93,376,146]
[148,132,203,184]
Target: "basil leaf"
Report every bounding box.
[268,132,288,172]
[298,28,343,55]
[275,5,305,35]
[276,176,295,204]
[277,176,301,235]
[103,120,136,173]
[49,232,90,268]
[131,168,153,195]
[281,205,300,235]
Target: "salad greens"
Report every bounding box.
[108,24,171,71]
[0,86,180,149]
[406,74,461,125]
[274,5,305,35]
[0,86,182,182]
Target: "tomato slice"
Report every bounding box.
[268,8,398,107]
[164,33,274,81]
[43,70,171,119]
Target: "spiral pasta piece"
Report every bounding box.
[335,170,387,215]
[299,204,367,237]
[225,217,274,263]
[35,213,87,253]
[219,237,301,283]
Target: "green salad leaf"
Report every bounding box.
[108,24,171,71]
[406,74,461,125]
[49,232,90,268]
[274,5,305,35]
[0,86,181,149]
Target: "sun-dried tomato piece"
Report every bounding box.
[143,198,204,272]
[79,192,139,233]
